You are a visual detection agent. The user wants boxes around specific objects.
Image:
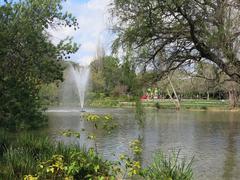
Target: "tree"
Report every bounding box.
[189,62,220,100]
[120,59,139,96]
[102,56,120,95]
[90,52,141,97]
[0,0,79,130]
[190,61,240,105]
[90,55,120,96]
[111,0,240,106]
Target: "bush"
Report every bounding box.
[200,106,207,110]
[0,78,48,131]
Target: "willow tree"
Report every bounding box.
[0,0,79,130]
[111,0,240,107]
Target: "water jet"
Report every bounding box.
[69,63,90,111]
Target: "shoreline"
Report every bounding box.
[86,99,240,112]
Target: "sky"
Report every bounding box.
[48,0,113,65]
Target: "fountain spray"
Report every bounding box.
[69,63,90,112]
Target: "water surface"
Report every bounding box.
[46,107,240,180]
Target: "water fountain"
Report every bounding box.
[68,63,90,111]
[48,62,90,113]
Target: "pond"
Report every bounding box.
[46,107,240,180]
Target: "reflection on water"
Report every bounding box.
[46,107,240,180]
[222,113,239,180]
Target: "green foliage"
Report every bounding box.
[135,97,145,130]
[0,130,194,180]
[119,154,141,177]
[90,54,141,98]
[200,106,208,110]
[61,129,81,138]
[129,139,142,156]
[102,56,120,96]
[91,56,120,95]
[88,97,120,107]
[84,113,117,134]
[143,151,193,180]
[31,148,116,180]
[117,138,143,179]
[120,59,139,96]
[0,129,10,156]
[118,138,193,180]
[2,134,53,179]
[111,0,240,100]
[38,154,73,179]
[0,77,48,131]
[155,102,161,109]
[0,133,117,179]
[39,82,61,106]
[0,0,79,131]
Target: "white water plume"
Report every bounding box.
[69,63,90,110]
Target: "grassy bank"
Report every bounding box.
[87,98,237,111]
[120,99,231,110]
[0,128,193,180]
[0,132,114,179]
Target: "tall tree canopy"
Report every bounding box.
[90,53,139,97]
[111,0,240,83]
[0,0,79,130]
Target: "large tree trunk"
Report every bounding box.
[228,88,238,108]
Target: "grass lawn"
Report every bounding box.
[88,97,239,111]
[120,99,232,110]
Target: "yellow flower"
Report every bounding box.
[24,175,38,180]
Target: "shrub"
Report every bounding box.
[29,148,116,180]
[200,106,207,110]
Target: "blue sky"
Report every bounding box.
[48,0,113,65]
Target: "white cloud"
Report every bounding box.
[48,0,113,65]
[85,0,111,11]
[47,25,77,44]
[75,55,94,66]
[81,42,96,53]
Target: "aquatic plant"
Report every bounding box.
[135,97,145,126]
[84,113,117,134]
[61,129,80,138]
[129,139,142,156]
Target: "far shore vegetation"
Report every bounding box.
[40,45,240,111]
